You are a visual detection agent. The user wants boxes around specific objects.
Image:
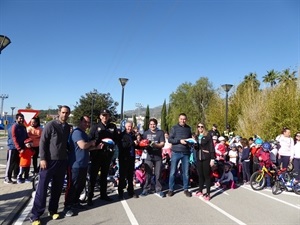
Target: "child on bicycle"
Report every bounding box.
[256,142,272,189]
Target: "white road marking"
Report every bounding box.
[242,186,300,209]
[14,198,34,225]
[198,197,247,225]
[120,199,139,225]
[211,186,229,195]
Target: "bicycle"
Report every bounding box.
[272,168,300,195]
[32,173,88,202]
[249,163,277,191]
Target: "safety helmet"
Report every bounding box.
[139,139,150,147]
[255,138,263,145]
[185,138,197,144]
[262,142,271,151]
[230,143,236,148]
[101,138,115,146]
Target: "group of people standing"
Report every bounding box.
[5,106,300,225]
[5,115,42,184]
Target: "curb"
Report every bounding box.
[1,189,32,225]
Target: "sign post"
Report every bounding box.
[18,109,39,126]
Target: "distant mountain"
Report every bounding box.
[124,105,162,119]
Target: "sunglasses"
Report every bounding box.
[198,125,204,128]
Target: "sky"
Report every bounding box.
[0,0,299,117]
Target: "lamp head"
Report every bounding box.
[221,84,233,92]
[0,35,11,54]
[119,78,129,87]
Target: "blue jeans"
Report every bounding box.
[169,151,190,191]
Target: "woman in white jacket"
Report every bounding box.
[291,132,300,183]
[276,127,294,169]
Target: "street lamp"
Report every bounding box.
[221,84,233,130]
[4,112,8,134]
[0,94,9,119]
[10,107,16,123]
[0,35,11,54]
[119,78,129,120]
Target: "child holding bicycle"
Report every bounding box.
[256,142,272,189]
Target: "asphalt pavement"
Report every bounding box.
[0,133,33,225]
[0,163,33,225]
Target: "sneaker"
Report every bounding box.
[17,179,24,184]
[155,191,166,198]
[193,191,203,197]
[11,177,17,182]
[4,179,14,184]
[167,190,174,197]
[203,194,211,201]
[100,195,113,201]
[25,179,32,183]
[48,212,60,220]
[128,193,139,198]
[184,190,192,197]
[31,219,41,225]
[140,191,149,197]
[64,208,74,217]
[265,186,272,190]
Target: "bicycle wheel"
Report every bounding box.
[293,182,300,195]
[79,186,87,202]
[250,171,266,190]
[272,181,283,195]
[32,174,40,191]
[79,179,88,202]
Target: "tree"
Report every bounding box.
[72,89,118,125]
[168,78,215,128]
[26,103,32,109]
[262,69,279,87]
[133,114,137,127]
[160,99,168,132]
[191,77,215,126]
[143,105,150,132]
[278,68,297,85]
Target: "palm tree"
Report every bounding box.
[262,69,278,87]
[242,72,260,91]
[278,68,297,84]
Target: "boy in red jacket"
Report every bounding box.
[17,138,35,184]
[255,142,272,189]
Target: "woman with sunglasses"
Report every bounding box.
[193,123,215,201]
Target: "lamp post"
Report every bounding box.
[119,78,129,120]
[10,107,15,123]
[0,35,11,54]
[221,84,233,130]
[0,94,9,119]
[4,112,8,134]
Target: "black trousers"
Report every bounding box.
[31,160,67,221]
[118,157,135,195]
[196,159,211,195]
[32,147,40,173]
[88,151,113,199]
[5,149,20,180]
